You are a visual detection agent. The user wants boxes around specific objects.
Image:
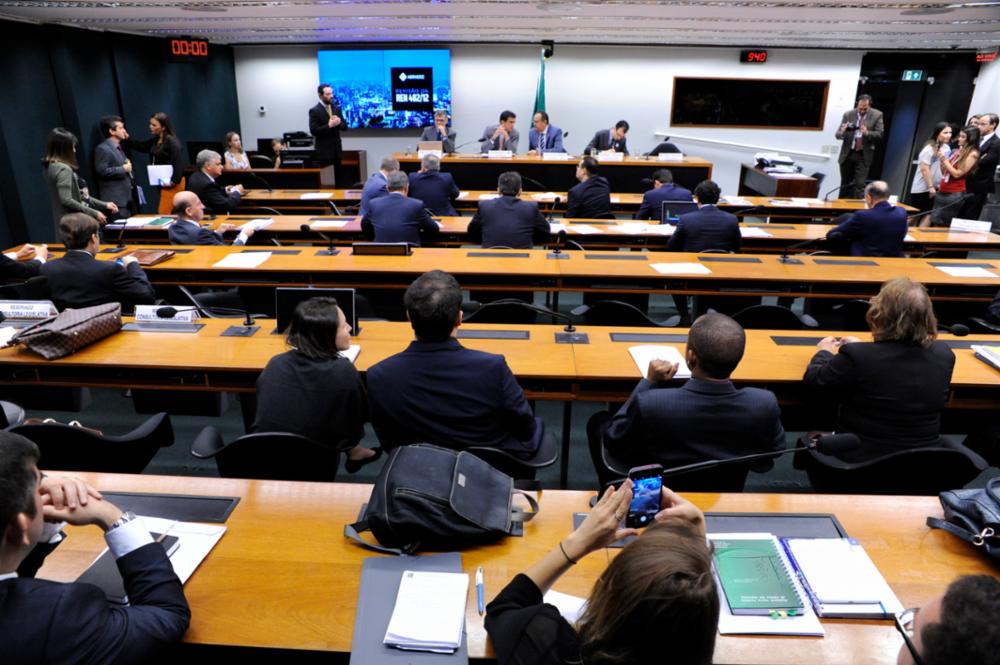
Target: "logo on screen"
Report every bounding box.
[391,67,434,112]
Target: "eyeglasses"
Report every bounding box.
[894,607,926,665]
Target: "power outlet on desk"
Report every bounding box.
[546,252,569,260]
[221,325,260,337]
[555,332,589,344]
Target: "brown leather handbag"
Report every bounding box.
[9,303,122,360]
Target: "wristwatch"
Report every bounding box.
[107,510,138,533]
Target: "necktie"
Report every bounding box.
[539,131,546,154]
[853,113,865,151]
[118,145,133,181]
[326,104,333,119]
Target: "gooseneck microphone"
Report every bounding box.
[156,305,259,337]
[300,223,340,256]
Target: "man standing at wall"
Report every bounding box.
[308,83,347,184]
[836,94,884,199]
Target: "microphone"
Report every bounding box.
[939,322,970,337]
[110,220,129,252]
[521,175,551,192]
[777,236,828,264]
[244,171,273,193]
[451,138,483,154]
[820,183,845,201]
[728,205,768,218]
[465,299,584,340]
[155,305,260,336]
[300,223,340,256]
[547,229,569,260]
[906,193,973,222]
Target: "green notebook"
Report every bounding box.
[712,536,804,615]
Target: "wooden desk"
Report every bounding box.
[395,152,714,193]
[739,163,820,198]
[34,472,999,663]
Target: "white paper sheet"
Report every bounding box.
[123,216,161,227]
[478,193,500,200]
[0,327,18,348]
[239,218,273,231]
[3,252,16,261]
[614,223,652,235]
[789,198,822,206]
[722,196,753,206]
[543,589,588,624]
[650,262,712,275]
[383,571,469,653]
[740,226,773,238]
[310,221,350,229]
[532,192,559,201]
[904,234,916,242]
[212,252,272,269]
[935,266,998,278]
[548,223,567,234]
[566,225,601,235]
[628,345,692,379]
[341,345,361,364]
[146,165,174,186]
[299,192,333,200]
[456,191,468,200]
[139,516,226,585]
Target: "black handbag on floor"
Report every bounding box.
[927,477,1000,560]
[344,443,539,555]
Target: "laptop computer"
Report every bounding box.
[274,287,358,336]
[661,201,699,225]
[417,141,444,154]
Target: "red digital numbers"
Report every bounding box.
[168,39,209,61]
[740,50,768,64]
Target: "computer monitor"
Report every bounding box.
[660,201,699,225]
[274,288,358,336]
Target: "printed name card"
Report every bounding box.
[134,305,198,322]
[486,150,513,159]
[0,300,55,319]
[951,218,993,234]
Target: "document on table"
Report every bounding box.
[935,266,998,278]
[722,196,753,206]
[790,198,822,206]
[146,165,173,186]
[341,345,361,364]
[532,192,559,201]
[456,191,468,200]
[310,220,350,229]
[478,193,500,200]
[628,345,691,379]
[543,589,588,624]
[650,262,712,275]
[238,218,273,231]
[740,226,773,238]
[212,252,272,269]
[549,222,567,234]
[0,326,18,348]
[383,570,469,653]
[904,234,916,242]
[567,224,601,235]
[139,516,226,585]
[299,192,333,200]
[123,216,163,227]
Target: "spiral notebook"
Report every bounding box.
[710,533,804,615]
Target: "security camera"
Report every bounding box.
[257,105,267,114]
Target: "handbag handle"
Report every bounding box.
[510,489,540,524]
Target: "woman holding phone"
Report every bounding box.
[927,125,980,228]
[908,122,952,226]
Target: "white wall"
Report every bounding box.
[970,58,1000,118]
[234,44,862,195]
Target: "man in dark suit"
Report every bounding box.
[168,192,255,245]
[366,270,541,458]
[634,169,694,220]
[93,115,134,220]
[584,120,630,155]
[468,172,550,248]
[308,83,348,182]
[419,109,456,154]
[41,213,156,311]
[359,157,399,217]
[566,156,612,218]
[667,180,740,253]
[407,154,459,216]
[596,313,784,481]
[361,172,439,246]
[0,244,47,279]
[0,432,190,664]
[827,181,907,257]
[836,94,885,199]
[185,150,243,215]
[527,111,565,154]
[965,113,999,220]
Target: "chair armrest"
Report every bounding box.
[191,425,226,459]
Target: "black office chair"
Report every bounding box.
[699,248,733,254]
[0,276,50,301]
[461,299,565,326]
[9,412,173,473]
[571,300,680,327]
[248,154,273,168]
[967,317,1000,334]
[176,285,269,319]
[646,142,682,156]
[467,418,558,480]
[809,172,826,192]
[191,425,341,481]
[0,400,25,428]
[729,304,819,330]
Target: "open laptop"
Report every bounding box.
[274,287,358,336]
[417,141,444,154]
[660,201,699,225]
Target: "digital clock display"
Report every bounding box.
[167,38,209,63]
[740,50,768,64]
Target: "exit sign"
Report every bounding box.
[901,70,924,82]
[977,50,997,63]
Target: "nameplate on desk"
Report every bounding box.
[583,254,648,261]
[610,332,688,343]
[0,301,55,319]
[942,340,983,349]
[746,224,795,230]
[657,153,685,162]
[541,152,570,161]
[100,491,239,523]
[486,150,513,159]
[951,218,993,234]
[770,336,824,346]
[466,251,530,258]
[595,152,624,162]
[919,228,969,234]
[929,262,996,269]
[456,329,530,340]
[135,305,197,322]
[241,248,301,255]
[813,258,878,266]
[122,321,204,333]
[698,256,762,263]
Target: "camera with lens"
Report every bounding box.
[845,123,859,131]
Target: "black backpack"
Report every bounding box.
[344,444,539,554]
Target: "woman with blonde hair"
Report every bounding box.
[223,131,250,170]
[804,277,955,461]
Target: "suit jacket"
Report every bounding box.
[308,101,346,163]
[479,125,520,153]
[1,541,190,665]
[634,183,694,220]
[361,193,438,246]
[836,107,885,165]
[969,134,1000,196]
[419,126,456,154]
[185,171,241,215]
[93,139,133,211]
[584,129,628,155]
[566,176,612,219]
[829,200,907,257]
[803,340,955,461]
[45,161,109,234]
[168,218,246,245]
[527,125,564,153]
[367,338,538,456]
[604,378,785,471]
[358,172,389,217]
[407,170,459,216]
[667,205,741,253]
[468,196,550,249]
[0,254,42,280]
[41,250,156,311]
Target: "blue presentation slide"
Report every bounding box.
[317,49,451,129]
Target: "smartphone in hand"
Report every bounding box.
[625,464,663,529]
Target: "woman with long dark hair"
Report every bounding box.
[129,112,185,187]
[41,127,116,234]
[908,122,952,226]
[927,125,981,228]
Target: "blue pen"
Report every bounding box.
[476,566,485,616]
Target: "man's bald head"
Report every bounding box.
[687,313,746,380]
[171,191,204,222]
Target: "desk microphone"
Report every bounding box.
[548,229,569,260]
[905,193,972,222]
[245,171,273,193]
[521,175,552,192]
[777,231,842,264]
[463,299,583,340]
[450,138,483,154]
[155,305,260,336]
[939,322,970,337]
[300,223,340,255]
[100,221,130,254]
[820,183,846,201]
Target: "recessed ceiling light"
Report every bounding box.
[181,5,227,13]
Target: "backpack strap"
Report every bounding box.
[343,521,417,556]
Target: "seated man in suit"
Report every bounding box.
[584,120,630,155]
[479,110,519,153]
[0,244,47,279]
[527,111,564,155]
[42,213,156,311]
[467,171,550,249]
[826,180,907,257]
[367,270,541,458]
[0,432,190,663]
[596,313,785,481]
[634,169,694,220]
[359,157,399,217]
[418,109,456,154]
[168,191,255,245]
[407,154,459,216]
[667,180,740,253]
[566,156,612,219]
[361,171,439,246]
[185,149,243,215]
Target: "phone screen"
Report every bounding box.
[626,467,663,529]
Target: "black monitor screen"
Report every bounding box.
[661,201,699,224]
[274,288,358,336]
[671,77,829,129]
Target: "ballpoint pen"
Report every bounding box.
[476,566,485,616]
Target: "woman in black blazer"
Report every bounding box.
[129,112,185,187]
[804,277,955,462]
[252,297,380,472]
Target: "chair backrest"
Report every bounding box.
[647,142,681,156]
[663,465,751,493]
[809,172,826,190]
[213,432,340,481]
[249,154,274,168]
[803,447,984,495]
[731,304,808,330]
[577,300,660,327]
[0,276,51,302]
[833,299,871,331]
[157,177,187,215]
[462,299,558,325]
[9,412,173,474]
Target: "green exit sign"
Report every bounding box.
[902,70,924,81]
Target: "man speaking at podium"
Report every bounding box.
[309,83,347,183]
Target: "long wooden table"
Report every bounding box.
[34,472,1000,664]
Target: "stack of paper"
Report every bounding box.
[383,570,469,653]
[972,345,1000,371]
[722,195,753,206]
[650,262,712,275]
[311,220,350,229]
[299,192,333,200]
[532,192,559,201]
[212,252,272,269]
[567,224,601,235]
[935,266,998,278]
[239,218,273,231]
[739,226,773,238]
[478,193,500,200]
[628,345,691,379]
